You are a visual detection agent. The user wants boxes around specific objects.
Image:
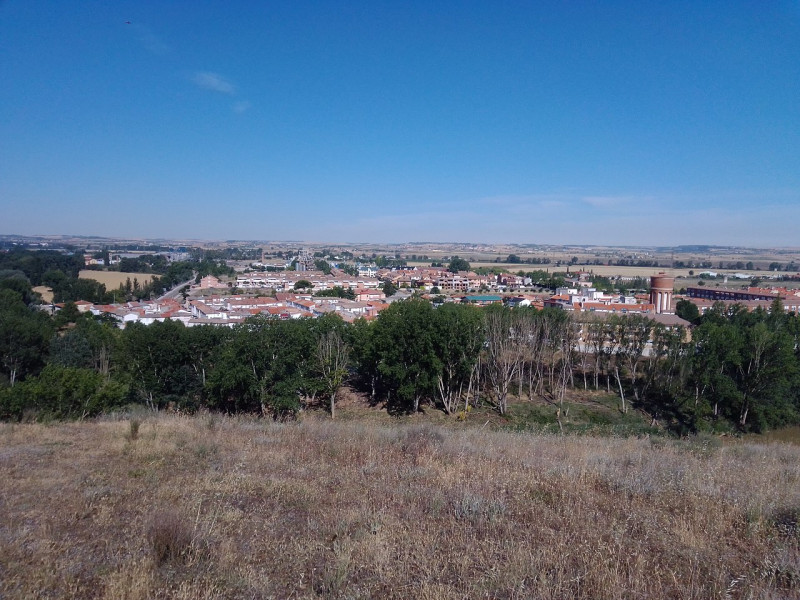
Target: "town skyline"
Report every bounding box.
[2,2,799,245]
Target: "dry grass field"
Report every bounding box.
[1,415,799,599]
[32,285,54,303]
[79,270,157,288]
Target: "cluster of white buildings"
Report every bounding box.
[230,269,382,292]
[71,266,800,332]
[377,267,530,292]
[200,265,532,295]
[76,290,389,328]
[544,286,656,314]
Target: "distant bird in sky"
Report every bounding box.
[124,21,132,25]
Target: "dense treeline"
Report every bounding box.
[0,248,234,304]
[0,248,84,284]
[1,276,799,432]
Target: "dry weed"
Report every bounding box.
[146,509,193,565]
[1,415,799,598]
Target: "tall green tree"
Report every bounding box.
[688,320,743,426]
[370,299,441,412]
[0,271,37,305]
[381,280,397,297]
[0,290,54,387]
[675,299,700,324]
[185,325,230,390]
[118,320,200,410]
[733,321,797,430]
[206,317,315,417]
[350,317,381,402]
[447,256,470,273]
[431,303,483,414]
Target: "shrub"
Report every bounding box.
[146,509,193,564]
[400,424,443,464]
[127,418,140,441]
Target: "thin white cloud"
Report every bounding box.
[191,71,236,94]
[232,100,251,113]
[581,195,636,209]
[538,200,567,209]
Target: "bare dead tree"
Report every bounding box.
[482,307,524,415]
[316,330,350,419]
[586,316,607,390]
[555,314,578,407]
[615,315,651,405]
[524,314,546,400]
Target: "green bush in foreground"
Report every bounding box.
[0,365,127,421]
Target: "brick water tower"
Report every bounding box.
[650,273,674,314]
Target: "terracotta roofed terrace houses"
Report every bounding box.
[686,286,783,302]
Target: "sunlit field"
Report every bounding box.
[32,285,54,303]
[79,270,157,288]
[2,414,798,599]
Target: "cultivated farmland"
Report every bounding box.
[79,270,157,288]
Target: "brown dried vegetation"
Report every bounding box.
[1,415,799,599]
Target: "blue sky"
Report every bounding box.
[1,1,799,246]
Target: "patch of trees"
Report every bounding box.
[374,255,407,268]
[523,270,567,290]
[674,299,701,324]
[357,300,481,413]
[50,275,112,304]
[0,249,233,304]
[606,259,663,268]
[590,276,649,294]
[497,255,550,265]
[116,255,170,273]
[381,280,397,297]
[0,288,54,387]
[674,260,714,269]
[447,257,471,272]
[768,262,799,272]
[339,264,359,277]
[203,247,262,261]
[314,259,332,275]
[1,287,799,434]
[0,248,83,284]
[1,270,40,305]
[315,286,355,300]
